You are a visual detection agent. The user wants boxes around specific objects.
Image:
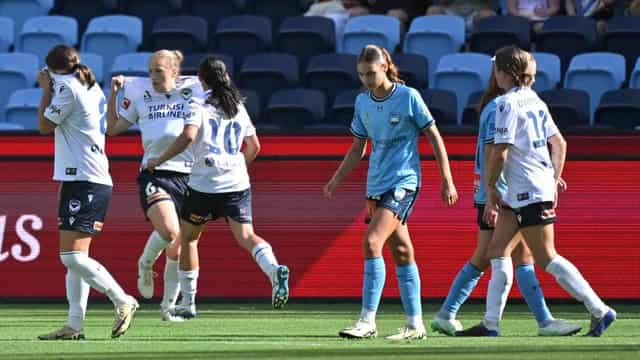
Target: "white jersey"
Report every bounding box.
[45,73,112,186]
[119,76,204,174]
[516,0,549,20]
[185,96,255,193]
[494,87,560,208]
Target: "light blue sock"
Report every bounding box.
[437,262,483,320]
[516,264,553,327]
[396,262,422,316]
[362,257,386,312]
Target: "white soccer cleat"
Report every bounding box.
[171,304,197,319]
[38,325,85,340]
[538,319,582,336]
[161,307,185,322]
[385,325,427,340]
[338,319,377,339]
[430,317,463,336]
[137,262,156,299]
[112,297,139,338]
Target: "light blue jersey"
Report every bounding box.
[474,98,507,204]
[350,83,434,197]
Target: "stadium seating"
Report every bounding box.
[149,16,208,53]
[630,58,640,90]
[392,53,428,89]
[461,90,484,127]
[342,15,401,55]
[0,16,13,52]
[539,89,590,131]
[276,16,335,72]
[331,89,361,127]
[50,0,116,36]
[189,0,248,36]
[603,16,640,80]
[433,53,492,124]
[239,53,299,108]
[0,0,52,43]
[254,0,307,34]
[110,52,152,77]
[595,89,640,130]
[239,88,261,123]
[0,122,24,130]
[531,52,561,92]
[403,15,465,84]
[16,16,78,67]
[265,88,325,130]
[420,89,457,126]
[213,15,272,72]
[470,16,531,55]
[120,0,183,48]
[182,52,234,77]
[5,88,41,130]
[564,52,626,125]
[0,53,38,122]
[79,52,103,85]
[305,54,359,112]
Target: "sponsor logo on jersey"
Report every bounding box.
[143,90,152,103]
[517,192,530,201]
[376,105,383,112]
[180,88,193,100]
[496,127,509,135]
[122,97,131,110]
[65,167,77,175]
[48,104,62,115]
[57,85,65,94]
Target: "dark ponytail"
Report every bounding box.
[198,56,243,118]
[357,45,404,84]
[45,45,96,89]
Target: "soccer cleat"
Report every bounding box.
[385,325,427,340]
[339,319,377,339]
[112,297,139,338]
[137,262,156,299]
[38,325,85,340]
[538,319,582,336]
[272,265,290,309]
[161,307,185,322]
[455,322,499,337]
[171,304,197,319]
[430,317,463,336]
[585,308,616,337]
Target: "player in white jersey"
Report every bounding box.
[36,45,138,340]
[106,50,203,321]
[459,46,616,337]
[145,56,290,318]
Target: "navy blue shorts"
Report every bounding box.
[181,187,253,225]
[137,170,189,219]
[58,181,112,234]
[366,187,419,225]
[503,201,557,228]
[475,203,494,230]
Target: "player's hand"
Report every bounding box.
[441,180,458,206]
[323,179,338,199]
[37,69,52,92]
[483,188,501,226]
[110,75,125,94]
[557,177,568,192]
[145,157,161,172]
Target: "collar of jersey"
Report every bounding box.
[369,82,397,102]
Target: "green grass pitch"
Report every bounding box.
[1,303,638,359]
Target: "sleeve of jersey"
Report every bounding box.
[493,99,516,145]
[349,98,368,139]
[43,83,74,125]
[410,89,434,130]
[183,101,203,128]
[119,82,139,124]
[483,110,497,144]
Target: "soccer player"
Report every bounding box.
[457,45,616,337]
[432,59,581,337]
[106,50,202,321]
[323,44,458,340]
[144,56,290,318]
[36,45,138,340]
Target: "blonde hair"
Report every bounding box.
[149,49,184,72]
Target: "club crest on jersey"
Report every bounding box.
[122,97,131,110]
[143,90,152,103]
[389,112,400,125]
[68,199,81,215]
[180,88,193,101]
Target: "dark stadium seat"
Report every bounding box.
[187,0,249,37]
[276,16,335,72]
[182,53,234,77]
[331,89,361,127]
[239,53,299,108]
[213,15,272,73]
[265,89,326,131]
[420,89,457,127]
[239,88,261,123]
[51,0,116,36]
[120,0,183,48]
[305,54,359,113]
[469,15,531,55]
[149,16,208,54]
[461,90,484,128]
[254,0,307,34]
[603,16,640,79]
[392,53,428,89]
[539,89,590,131]
[595,89,640,130]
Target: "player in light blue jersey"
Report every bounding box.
[433,66,581,337]
[324,45,459,340]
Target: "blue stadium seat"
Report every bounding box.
[0,53,38,122]
[5,88,41,130]
[604,16,640,80]
[79,52,103,85]
[539,89,590,131]
[536,16,598,77]
[265,88,326,130]
[531,52,561,92]
[110,52,152,77]
[594,89,640,130]
[0,0,52,43]
[564,52,626,125]
[403,15,465,84]
[254,0,307,33]
[183,53,233,77]
[331,89,361,127]
[0,122,25,131]
[17,16,78,67]
[50,0,116,36]
[305,54,359,112]
[277,16,335,72]
[213,15,272,73]
[149,16,208,53]
[0,17,13,52]
[189,0,248,36]
[342,15,400,55]
[469,16,531,55]
[461,90,484,127]
[239,53,299,108]
[81,15,143,80]
[630,57,640,90]
[120,0,184,48]
[239,88,261,124]
[392,53,428,89]
[420,89,457,126]
[433,53,492,124]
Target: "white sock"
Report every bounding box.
[60,251,130,307]
[139,231,169,269]
[407,315,424,330]
[360,308,376,324]
[178,269,199,308]
[161,257,181,310]
[66,267,89,331]
[545,255,607,318]
[484,257,513,331]
[251,243,279,282]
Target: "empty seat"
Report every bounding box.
[433,53,492,124]
[403,15,465,84]
[305,53,359,111]
[342,15,400,55]
[79,52,103,85]
[0,122,25,131]
[564,52,626,125]
[239,88,261,124]
[213,15,272,72]
[630,57,640,90]
[604,16,640,79]
[539,89,590,131]
[0,17,13,52]
[17,16,78,67]
[0,53,38,121]
[50,0,116,36]
[120,0,183,47]
[461,90,484,127]
[470,16,531,55]
[0,0,52,43]
[277,16,335,71]
[110,52,152,77]
[239,53,299,108]
[392,53,428,89]
[254,0,306,32]
[5,88,41,130]
[149,16,208,53]
[531,52,561,92]
[595,89,640,130]
[420,89,457,126]
[331,89,361,126]
[189,0,248,35]
[265,88,326,130]
[183,53,233,77]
